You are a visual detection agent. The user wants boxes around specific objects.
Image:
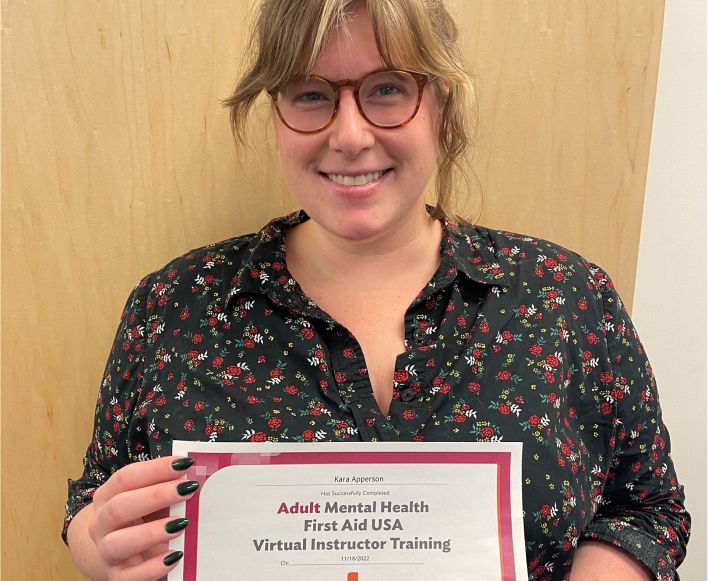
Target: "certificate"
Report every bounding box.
[168,441,526,580]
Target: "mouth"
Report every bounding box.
[323,169,391,186]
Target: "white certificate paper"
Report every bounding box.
[168,441,526,581]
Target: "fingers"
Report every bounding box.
[87,456,199,578]
[94,456,194,507]
[105,549,184,581]
[142,507,170,525]
[92,478,199,542]
[99,517,187,565]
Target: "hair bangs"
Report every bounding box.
[368,1,435,73]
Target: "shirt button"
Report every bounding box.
[400,389,416,402]
[413,328,427,343]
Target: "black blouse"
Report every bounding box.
[65,211,689,580]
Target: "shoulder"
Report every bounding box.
[143,231,259,288]
[140,212,302,291]
[120,231,262,321]
[460,222,616,296]
[122,211,304,320]
[460,223,634,350]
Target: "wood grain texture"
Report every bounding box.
[1,1,663,579]
[447,0,664,303]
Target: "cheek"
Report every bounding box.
[275,128,299,174]
[274,121,288,154]
[407,121,439,173]
[274,118,308,160]
[400,104,439,169]
[420,89,443,142]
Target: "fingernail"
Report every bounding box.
[176,480,200,496]
[171,457,195,471]
[163,550,184,566]
[165,518,189,534]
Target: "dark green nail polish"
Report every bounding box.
[171,457,195,471]
[165,518,189,534]
[177,480,199,496]
[163,551,184,566]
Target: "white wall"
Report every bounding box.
[632,1,707,578]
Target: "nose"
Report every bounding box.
[328,88,375,158]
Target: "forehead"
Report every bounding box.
[312,7,386,79]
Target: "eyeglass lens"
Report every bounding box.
[276,70,421,133]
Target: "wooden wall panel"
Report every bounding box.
[448,0,664,302]
[1,1,663,579]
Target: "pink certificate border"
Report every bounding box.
[180,451,516,581]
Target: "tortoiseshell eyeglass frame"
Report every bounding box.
[268,69,431,134]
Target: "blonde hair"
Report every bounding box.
[224,0,476,220]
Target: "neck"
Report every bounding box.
[286,209,442,290]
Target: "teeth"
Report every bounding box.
[327,171,383,186]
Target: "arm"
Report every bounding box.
[65,279,194,580]
[570,541,651,580]
[64,279,150,545]
[575,266,690,578]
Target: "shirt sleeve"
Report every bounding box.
[579,266,690,580]
[62,278,149,543]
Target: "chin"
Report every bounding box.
[327,223,384,242]
[305,200,426,245]
[326,211,399,241]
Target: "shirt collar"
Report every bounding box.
[225,210,304,306]
[226,209,510,307]
[440,217,511,287]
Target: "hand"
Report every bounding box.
[85,456,199,581]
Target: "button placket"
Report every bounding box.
[400,388,416,403]
[412,328,427,344]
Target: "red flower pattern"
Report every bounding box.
[64,212,688,580]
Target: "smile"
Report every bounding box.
[326,170,386,186]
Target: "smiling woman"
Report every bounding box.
[50,1,690,580]
[273,7,440,247]
[226,0,476,221]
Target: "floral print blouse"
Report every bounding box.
[64,210,689,580]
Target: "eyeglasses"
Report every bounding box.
[269,69,431,134]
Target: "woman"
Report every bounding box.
[63,1,689,579]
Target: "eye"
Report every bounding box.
[281,79,334,108]
[361,71,416,103]
[294,91,329,104]
[372,84,404,97]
